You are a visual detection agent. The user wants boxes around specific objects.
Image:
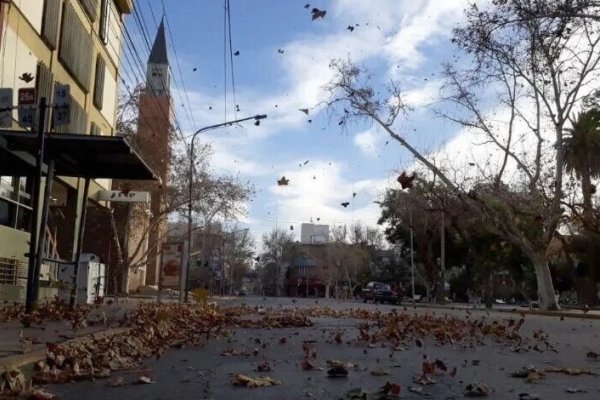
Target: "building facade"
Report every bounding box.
[0,0,133,301]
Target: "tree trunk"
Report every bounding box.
[485,274,493,309]
[581,168,594,230]
[532,252,559,311]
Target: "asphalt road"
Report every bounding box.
[48,296,600,400]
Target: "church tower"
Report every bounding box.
[146,20,170,96]
[136,20,173,287]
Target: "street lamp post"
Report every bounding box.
[410,208,415,306]
[183,114,266,303]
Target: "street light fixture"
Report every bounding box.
[182,114,267,303]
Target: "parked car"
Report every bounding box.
[362,282,399,304]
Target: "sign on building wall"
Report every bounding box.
[17,87,36,128]
[97,190,150,203]
[160,242,184,288]
[53,84,71,126]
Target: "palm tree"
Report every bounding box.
[563,109,600,229]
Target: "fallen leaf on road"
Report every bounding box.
[449,367,457,378]
[434,359,447,372]
[525,371,545,383]
[301,359,315,370]
[334,332,343,343]
[511,366,539,378]
[233,374,280,388]
[422,359,436,375]
[586,351,599,360]
[29,388,57,399]
[544,367,594,376]
[371,368,389,376]
[0,368,27,393]
[137,375,154,384]
[326,359,344,367]
[565,388,587,393]
[382,382,401,396]
[108,376,125,387]
[408,385,429,396]
[413,374,436,385]
[518,393,540,400]
[464,382,490,397]
[256,362,272,372]
[327,366,348,377]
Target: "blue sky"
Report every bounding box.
[127,0,471,245]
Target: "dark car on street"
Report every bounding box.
[362,281,399,304]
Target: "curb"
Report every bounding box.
[404,302,600,320]
[0,327,130,370]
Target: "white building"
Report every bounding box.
[300,223,329,244]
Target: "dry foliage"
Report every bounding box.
[0,299,96,329]
[232,374,280,388]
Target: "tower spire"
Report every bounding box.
[146,19,170,95]
[148,19,169,65]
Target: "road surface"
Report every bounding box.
[48,296,600,399]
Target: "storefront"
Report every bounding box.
[0,130,156,304]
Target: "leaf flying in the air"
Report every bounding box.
[18,72,34,83]
[311,8,326,20]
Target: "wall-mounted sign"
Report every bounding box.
[17,88,36,128]
[97,190,150,203]
[53,84,71,126]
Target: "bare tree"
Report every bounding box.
[223,225,255,294]
[349,221,386,248]
[261,228,295,296]
[326,1,600,310]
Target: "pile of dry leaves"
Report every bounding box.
[29,303,312,386]
[0,299,98,330]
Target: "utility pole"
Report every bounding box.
[440,210,446,303]
[25,97,47,313]
[183,114,266,303]
[410,209,415,306]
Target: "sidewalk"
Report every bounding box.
[403,300,600,319]
[0,300,138,369]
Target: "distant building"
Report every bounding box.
[300,223,329,244]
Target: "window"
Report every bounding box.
[59,2,93,91]
[99,0,110,44]
[42,0,62,50]
[78,0,99,21]
[93,55,105,110]
[0,176,33,231]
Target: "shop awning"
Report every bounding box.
[0,130,157,180]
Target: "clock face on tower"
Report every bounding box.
[148,64,170,94]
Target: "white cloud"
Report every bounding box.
[266,160,390,230]
[383,0,470,74]
[354,129,381,158]
[403,79,443,108]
